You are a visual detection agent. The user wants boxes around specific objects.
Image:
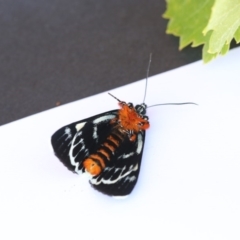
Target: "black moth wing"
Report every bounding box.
[90,131,146,197]
[51,108,146,197]
[51,110,119,173]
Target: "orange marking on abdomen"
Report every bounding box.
[107,135,119,147]
[103,142,115,153]
[114,131,124,141]
[83,153,106,176]
[83,158,102,176]
[90,154,106,168]
[98,149,110,160]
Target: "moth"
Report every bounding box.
[51,55,196,197]
[51,96,149,197]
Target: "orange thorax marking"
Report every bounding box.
[118,104,149,132]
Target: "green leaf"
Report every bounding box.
[163,0,215,49]
[163,0,240,62]
[235,26,240,43]
[202,31,218,63]
[220,43,230,55]
[203,0,240,54]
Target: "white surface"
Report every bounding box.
[1,48,240,240]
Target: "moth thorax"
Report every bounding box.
[135,103,147,115]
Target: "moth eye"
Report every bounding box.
[127,103,133,108]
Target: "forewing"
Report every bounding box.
[90,131,146,197]
[51,110,118,173]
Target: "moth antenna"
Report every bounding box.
[108,92,121,102]
[148,102,198,108]
[143,53,152,104]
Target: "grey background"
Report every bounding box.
[1,0,206,126]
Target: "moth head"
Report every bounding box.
[118,102,149,131]
[135,103,147,115]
